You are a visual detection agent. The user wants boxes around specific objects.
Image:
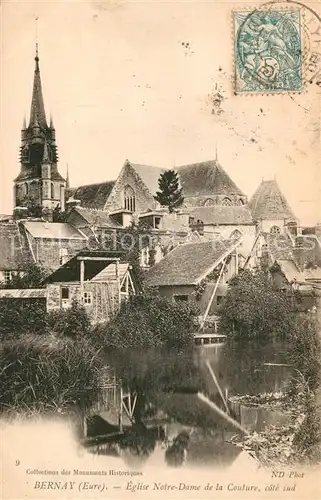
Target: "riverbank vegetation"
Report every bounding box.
[0,292,197,417]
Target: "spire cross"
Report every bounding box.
[35,16,39,61]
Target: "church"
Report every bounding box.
[1,46,318,290]
[14,47,66,215]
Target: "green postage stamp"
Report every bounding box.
[233,9,303,93]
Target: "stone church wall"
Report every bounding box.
[104,163,158,213]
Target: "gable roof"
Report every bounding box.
[146,239,240,287]
[23,221,86,240]
[176,160,245,198]
[0,222,33,270]
[70,207,122,229]
[249,180,297,221]
[44,250,126,283]
[72,181,115,209]
[188,205,253,225]
[128,161,165,195]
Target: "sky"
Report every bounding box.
[1,0,321,225]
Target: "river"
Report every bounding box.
[81,339,293,469]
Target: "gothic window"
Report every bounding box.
[204,198,215,207]
[24,183,29,196]
[221,197,232,206]
[124,185,136,212]
[237,199,245,205]
[51,183,55,199]
[270,225,281,235]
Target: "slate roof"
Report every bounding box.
[23,221,86,240]
[176,160,245,197]
[128,161,165,195]
[72,181,115,209]
[0,222,33,270]
[249,180,297,221]
[146,239,238,287]
[188,205,253,225]
[71,207,122,229]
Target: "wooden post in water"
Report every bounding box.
[205,360,230,415]
[197,393,249,435]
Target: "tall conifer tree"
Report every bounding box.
[154,170,184,213]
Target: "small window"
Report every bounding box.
[270,225,281,235]
[204,198,215,207]
[4,271,13,284]
[154,216,161,229]
[83,291,93,305]
[61,287,69,299]
[174,294,189,302]
[59,248,69,265]
[221,197,232,206]
[216,295,223,306]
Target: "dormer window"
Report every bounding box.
[124,185,136,212]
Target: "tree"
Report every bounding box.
[95,294,197,349]
[154,170,184,213]
[2,263,47,289]
[218,269,294,340]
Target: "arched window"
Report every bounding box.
[124,185,136,212]
[24,183,29,196]
[237,199,244,205]
[221,197,232,206]
[270,225,281,235]
[51,183,55,199]
[204,198,215,207]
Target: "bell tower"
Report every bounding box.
[14,46,66,215]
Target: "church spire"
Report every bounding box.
[29,45,47,129]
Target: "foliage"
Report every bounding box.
[0,298,47,338]
[287,314,321,392]
[1,263,47,289]
[14,196,43,219]
[293,391,321,464]
[46,300,92,338]
[218,269,294,340]
[52,205,67,223]
[154,170,184,213]
[95,295,197,349]
[0,334,103,415]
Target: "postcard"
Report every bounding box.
[1,0,321,499]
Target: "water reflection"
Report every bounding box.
[82,340,293,468]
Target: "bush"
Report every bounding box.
[46,301,92,338]
[95,295,197,349]
[0,334,103,416]
[288,314,321,392]
[219,269,294,340]
[0,299,47,338]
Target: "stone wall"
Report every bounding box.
[30,237,86,271]
[184,194,248,207]
[104,163,158,213]
[46,281,120,323]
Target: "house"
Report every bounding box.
[0,221,33,284]
[187,205,256,256]
[44,251,136,323]
[20,220,88,271]
[146,238,243,316]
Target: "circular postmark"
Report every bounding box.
[234,0,321,93]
